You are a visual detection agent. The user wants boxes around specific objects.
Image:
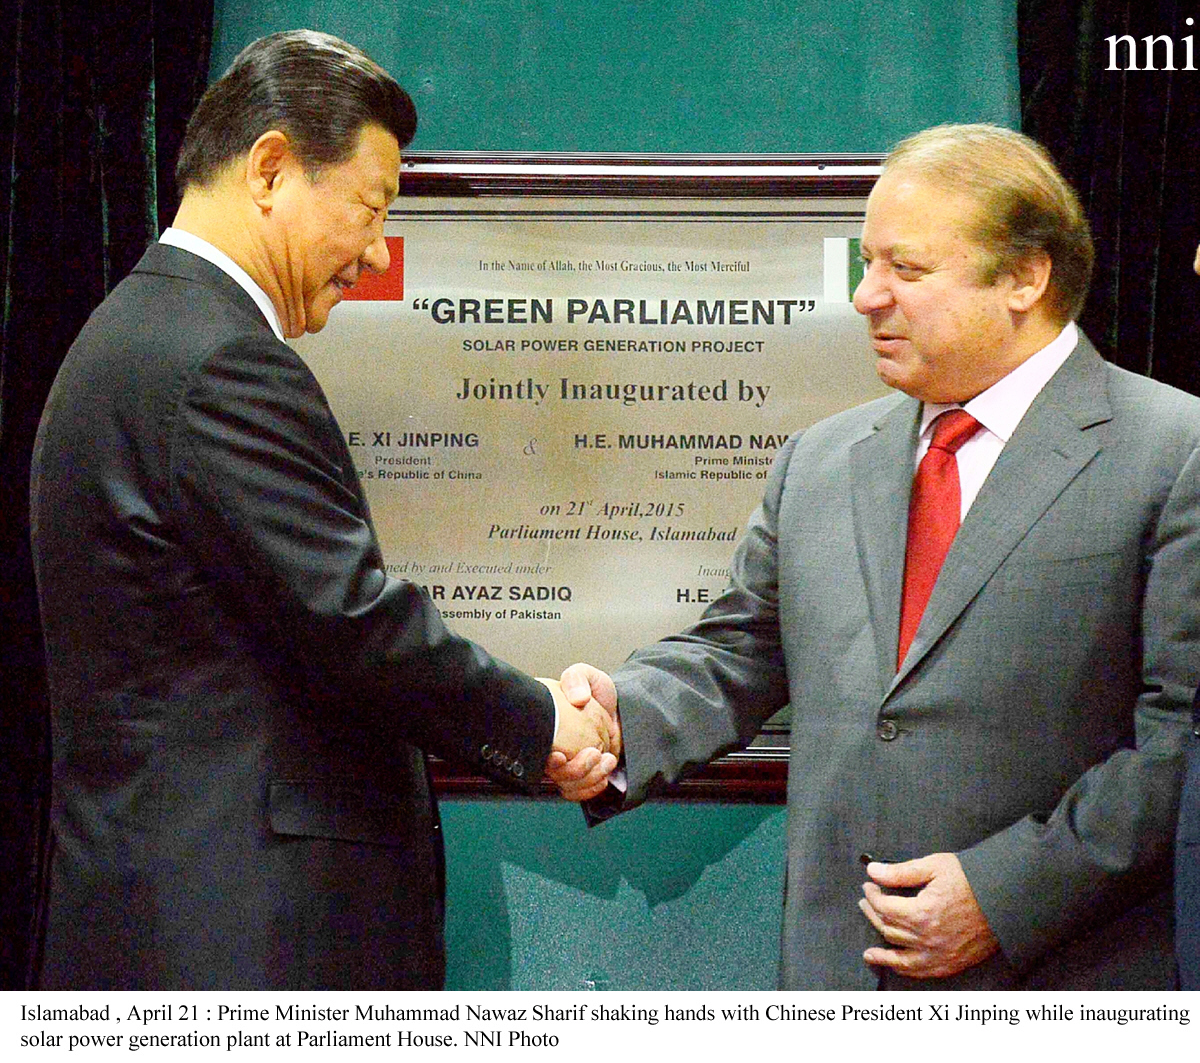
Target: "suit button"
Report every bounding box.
[877,720,899,741]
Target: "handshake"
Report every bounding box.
[537,663,620,802]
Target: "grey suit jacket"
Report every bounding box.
[30,243,556,989]
[612,336,1200,989]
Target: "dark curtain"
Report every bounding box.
[1020,0,1200,393]
[0,0,212,990]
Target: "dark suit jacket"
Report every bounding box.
[1177,692,1200,990]
[609,336,1200,989]
[29,243,555,990]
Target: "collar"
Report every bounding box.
[159,227,286,342]
[919,321,1079,442]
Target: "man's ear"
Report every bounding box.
[244,130,294,212]
[1006,249,1052,313]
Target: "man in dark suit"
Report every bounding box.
[1178,688,1200,990]
[1175,245,1200,992]
[29,29,616,990]
[549,124,1200,989]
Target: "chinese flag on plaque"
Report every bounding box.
[341,236,404,300]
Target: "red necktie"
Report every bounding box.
[897,409,981,668]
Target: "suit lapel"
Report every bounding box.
[890,338,1112,690]
[850,394,922,691]
[138,242,365,503]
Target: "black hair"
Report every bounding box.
[176,29,416,191]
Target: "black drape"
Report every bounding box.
[0,0,212,990]
[1020,0,1200,393]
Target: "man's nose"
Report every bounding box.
[852,263,891,315]
[361,233,390,275]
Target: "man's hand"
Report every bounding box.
[543,664,621,802]
[858,852,999,979]
[559,661,618,716]
[538,676,619,801]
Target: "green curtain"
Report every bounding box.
[1020,0,1200,392]
[0,0,212,989]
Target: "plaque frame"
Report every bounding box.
[392,152,885,802]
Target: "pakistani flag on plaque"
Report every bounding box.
[823,237,863,304]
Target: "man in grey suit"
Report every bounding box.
[30,30,615,990]
[548,124,1200,989]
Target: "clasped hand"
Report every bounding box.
[539,663,620,802]
[859,852,999,978]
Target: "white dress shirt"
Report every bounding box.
[916,321,1079,519]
